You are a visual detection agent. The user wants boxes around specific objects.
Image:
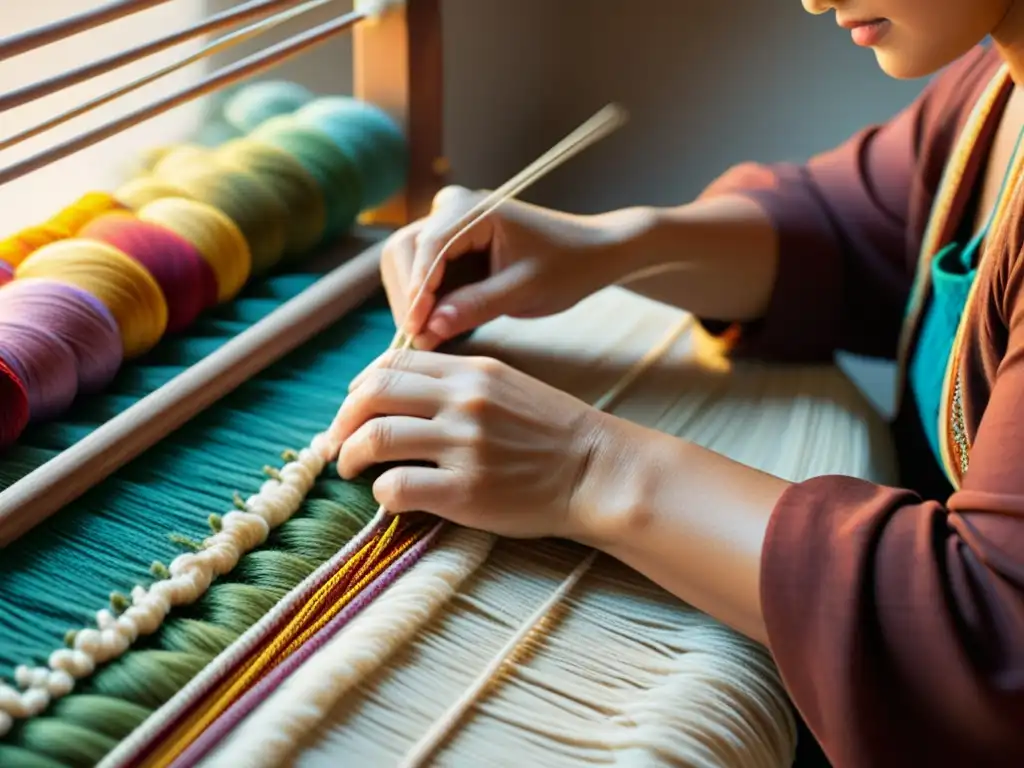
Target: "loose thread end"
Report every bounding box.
[109,592,131,614]
[168,533,204,552]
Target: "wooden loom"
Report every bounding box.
[0,1,900,766]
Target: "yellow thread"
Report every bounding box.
[15,238,168,358]
[145,517,405,767]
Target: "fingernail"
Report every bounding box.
[427,305,455,337]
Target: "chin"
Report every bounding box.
[871,37,978,81]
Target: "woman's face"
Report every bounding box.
[802,0,1014,78]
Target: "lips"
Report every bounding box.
[836,16,887,30]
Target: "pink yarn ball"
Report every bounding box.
[80,212,217,333]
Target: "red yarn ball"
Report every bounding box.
[80,212,217,333]
[0,259,12,286]
[0,355,29,449]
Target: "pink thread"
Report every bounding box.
[0,320,78,421]
[0,259,12,286]
[80,212,217,332]
[0,278,123,394]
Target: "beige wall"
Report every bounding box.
[206,0,924,411]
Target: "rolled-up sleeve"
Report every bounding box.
[760,190,1024,767]
[696,46,996,362]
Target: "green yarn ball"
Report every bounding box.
[294,96,408,209]
[251,117,364,239]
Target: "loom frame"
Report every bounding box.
[355,0,446,225]
[0,0,446,544]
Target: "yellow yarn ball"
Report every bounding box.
[152,150,289,276]
[0,192,125,268]
[115,177,192,210]
[216,138,327,259]
[137,197,252,304]
[16,239,168,359]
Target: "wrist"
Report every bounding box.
[582,205,663,282]
[566,410,669,548]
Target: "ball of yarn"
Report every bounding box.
[0,192,125,269]
[0,260,12,286]
[137,197,252,304]
[16,239,168,359]
[295,97,408,210]
[0,278,123,394]
[251,117,362,240]
[0,356,29,448]
[217,137,327,259]
[222,80,315,133]
[0,321,78,422]
[115,177,192,210]
[195,117,245,148]
[152,149,289,276]
[79,212,216,333]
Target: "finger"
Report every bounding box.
[407,191,496,333]
[372,465,464,515]
[337,416,446,480]
[331,369,444,444]
[380,222,421,329]
[426,260,533,340]
[347,348,462,393]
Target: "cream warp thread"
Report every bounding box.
[397,314,696,768]
[208,287,897,767]
[198,310,694,768]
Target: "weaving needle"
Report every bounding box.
[391,102,629,352]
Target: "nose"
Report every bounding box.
[801,0,833,13]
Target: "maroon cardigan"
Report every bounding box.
[698,45,1024,766]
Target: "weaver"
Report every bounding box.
[0,2,895,767]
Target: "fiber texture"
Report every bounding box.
[0,81,406,448]
[0,280,397,766]
[197,288,899,768]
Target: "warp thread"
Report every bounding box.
[0,81,406,448]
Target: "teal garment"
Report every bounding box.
[909,121,1024,468]
[908,239,977,466]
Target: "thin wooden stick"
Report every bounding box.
[0,0,308,114]
[0,0,345,153]
[0,6,379,187]
[0,0,174,60]
[393,103,629,348]
[0,235,387,547]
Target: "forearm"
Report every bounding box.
[593,194,780,323]
[571,413,791,644]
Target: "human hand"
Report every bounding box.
[380,185,631,351]
[327,349,620,540]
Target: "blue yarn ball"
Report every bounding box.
[293,97,407,209]
[222,81,317,133]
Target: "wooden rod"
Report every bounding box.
[0,6,373,188]
[0,236,387,547]
[354,0,445,226]
[0,0,175,60]
[0,0,308,114]
[0,0,347,154]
